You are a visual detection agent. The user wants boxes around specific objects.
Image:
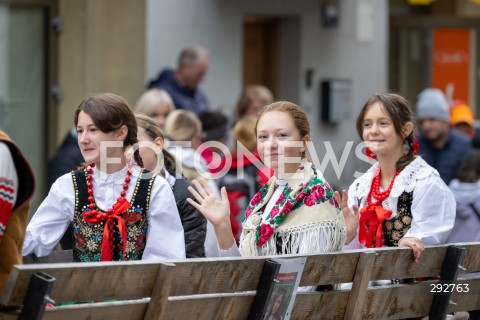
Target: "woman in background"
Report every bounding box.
[135,89,175,129]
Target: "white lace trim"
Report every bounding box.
[352,157,438,212]
[247,221,346,256]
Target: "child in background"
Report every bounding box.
[135,114,206,258]
[164,109,220,257]
[447,149,480,243]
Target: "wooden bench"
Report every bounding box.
[1,243,479,320]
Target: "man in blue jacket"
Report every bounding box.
[148,45,209,116]
[416,88,472,184]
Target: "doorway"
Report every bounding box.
[242,15,300,103]
[0,0,58,211]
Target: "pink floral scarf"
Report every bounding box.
[243,161,338,247]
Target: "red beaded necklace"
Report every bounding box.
[82,162,133,261]
[86,163,133,216]
[367,169,400,205]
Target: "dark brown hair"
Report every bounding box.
[457,149,480,183]
[356,93,415,172]
[74,92,143,166]
[135,114,177,174]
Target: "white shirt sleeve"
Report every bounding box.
[203,179,220,257]
[343,182,363,250]
[404,174,456,245]
[22,173,74,256]
[218,243,242,257]
[142,175,186,260]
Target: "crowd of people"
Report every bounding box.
[1,44,479,318]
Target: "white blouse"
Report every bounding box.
[22,166,186,260]
[344,156,456,249]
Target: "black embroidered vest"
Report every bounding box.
[382,191,413,247]
[71,169,155,262]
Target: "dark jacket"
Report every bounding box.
[48,129,84,189]
[418,129,472,184]
[148,69,209,116]
[172,178,207,258]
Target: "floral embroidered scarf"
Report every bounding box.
[242,159,339,247]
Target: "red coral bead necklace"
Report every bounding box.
[368,169,400,204]
[86,163,133,215]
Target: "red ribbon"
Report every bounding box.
[359,204,392,248]
[82,198,130,261]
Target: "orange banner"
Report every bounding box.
[432,29,471,102]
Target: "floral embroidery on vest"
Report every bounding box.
[71,169,154,262]
[382,191,413,247]
[243,164,338,247]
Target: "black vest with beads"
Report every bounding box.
[71,168,155,262]
[382,191,413,247]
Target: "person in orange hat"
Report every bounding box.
[450,101,480,148]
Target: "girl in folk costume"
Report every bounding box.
[337,93,455,262]
[135,114,207,258]
[187,101,346,258]
[23,93,186,261]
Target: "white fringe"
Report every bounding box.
[244,221,346,256]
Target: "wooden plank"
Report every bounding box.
[168,252,361,296]
[369,243,480,281]
[344,251,377,320]
[1,243,478,320]
[300,251,359,286]
[161,293,255,319]
[369,246,446,281]
[358,282,434,319]
[291,291,350,319]
[168,256,266,295]
[42,299,148,320]
[1,261,163,305]
[448,277,480,313]
[457,242,480,274]
[144,263,175,320]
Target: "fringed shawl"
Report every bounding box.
[239,159,346,256]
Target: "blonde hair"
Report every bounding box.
[134,89,175,116]
[235,84,274,119]
[164,109,202,141]
[233,115,257,152]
